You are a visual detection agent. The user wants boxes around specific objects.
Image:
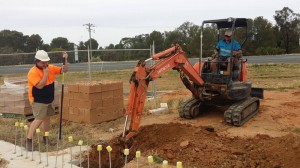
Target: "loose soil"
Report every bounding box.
[84,89,300,168]
[1,89,300,168]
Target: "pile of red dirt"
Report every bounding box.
[134,123,300,168]
[83,90,300,168]
[86,123,300,168]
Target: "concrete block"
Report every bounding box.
[160,103,168,109]
[149,107,168,114]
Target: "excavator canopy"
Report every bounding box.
[202,18,248,29]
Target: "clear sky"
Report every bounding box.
[1,0,299,48]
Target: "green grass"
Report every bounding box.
[292,128,300,133]
[248,63,300,90]
[2,63,300,91]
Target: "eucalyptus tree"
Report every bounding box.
[84,38,99,50]
[176,22,201,55]
[147,30,165,53]
[164,30,184,51]
[24,34,43,52]
[0,30,26,53]
[50,37,70,50]
[274,7,300,53]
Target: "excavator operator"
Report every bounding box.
[211,30,242,80]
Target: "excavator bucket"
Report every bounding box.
[251,88,264,99]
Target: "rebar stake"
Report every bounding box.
[24,125,28,159]
[45,132,49,167]
[148,156,153,168]
[106,146,112,168]
[162,160,168,168]
[136,151,141,168]
[62,136,65,168]
[19,123,24,157]
[31,131,34,161]
[55,134,60,168]
[124,149,129,168]
[78,140,83,168]
[13,121,19,154]
[68,136,73,168]
[87,140,90,168]
[176,161,183,168]
[97,145,102,168]
[36,128,41,164]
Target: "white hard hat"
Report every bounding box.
[225,30,232,37]
[35,50,50,61]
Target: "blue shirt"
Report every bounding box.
[216,40,241,56]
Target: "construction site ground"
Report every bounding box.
[2,90,300,168]
[1,64,300,168]
[87,89,300,168]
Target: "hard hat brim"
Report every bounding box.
[39,58,50,62]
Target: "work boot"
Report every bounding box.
[25,138,33,151]
[43,136,56,146]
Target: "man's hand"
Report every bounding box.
[63,52,68,59]
[43,67,49,76]
[36,67,49,89]
[62,51,69,73]
[212,49,218,59]
[211,53,217,59]
[62,52,68,62]
[233,50,242,56]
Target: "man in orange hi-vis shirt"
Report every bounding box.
[26,50,68,150]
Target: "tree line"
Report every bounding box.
[0,7,299,63]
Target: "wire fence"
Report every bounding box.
[0,48,151,66]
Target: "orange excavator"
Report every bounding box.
[122,18,264,141]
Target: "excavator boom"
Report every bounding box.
[122,44,204,140]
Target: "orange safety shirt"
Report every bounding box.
[27,64,61,103]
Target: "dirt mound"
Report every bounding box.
[83,90,300,168]
[0,158,9,168]
[86,123,300,168]
[133,123,300,168]
[85,137,137,168]
[0,89,299,168]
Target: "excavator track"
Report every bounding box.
[224,97,260,126]
[179,98,202,119]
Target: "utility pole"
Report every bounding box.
[83,23,95,58]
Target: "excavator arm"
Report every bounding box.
[122,44,204,140]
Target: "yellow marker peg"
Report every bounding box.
[162,160,168,168]
[36,128,41,133]
[68,136,73,142]
[176,161,182,168]
[124,149,129,155]
[106,145,112,152]
[97,145,102,151]
[20,123,24,127]
[148,156,153,163]
[15,122,19,127]
[44,132,49,137]
[24,125,28,130]
[136,151,141,158]
[78,140,83,146]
